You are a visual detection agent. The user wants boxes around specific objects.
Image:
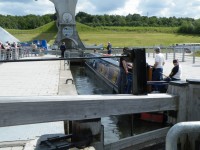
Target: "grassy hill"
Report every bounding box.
[7,22,58,45]
[7,21,200,47]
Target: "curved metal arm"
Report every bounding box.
[166,121,200,150]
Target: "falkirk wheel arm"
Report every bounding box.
[49,0,85,50]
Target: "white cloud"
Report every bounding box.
[76,0,96,14]
[109,0,141,16]
[0,0,199,19]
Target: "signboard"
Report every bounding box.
[62,26,73,37]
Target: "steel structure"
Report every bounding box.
[50,0,85,49]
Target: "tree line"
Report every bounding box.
[76,12,200,34]
[0,12,200,34]
[0,14,55,30]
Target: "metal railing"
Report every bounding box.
[145,46,200,64]
[166,121,200,150]
[1,45,199,64]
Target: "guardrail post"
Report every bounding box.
[166,52,168,60]
[193,47,196,64]
[71,119,104,150]
[173,47,176,60]
[182,47,185,62]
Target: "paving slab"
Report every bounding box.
[0,55,77,149]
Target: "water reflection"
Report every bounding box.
[71,66,122,144]
[71,66,165,145]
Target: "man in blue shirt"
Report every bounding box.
[60,42,66,58]
[107,42,112,54]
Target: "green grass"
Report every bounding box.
[7,22,57,45]
[7,21,200,48]
[195,51,200,57]
[79,32,200,47]
[96,26,179,33]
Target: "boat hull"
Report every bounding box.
[84,53,167,123]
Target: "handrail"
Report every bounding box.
[166,121,200,150]
[1,45,199,63]
[0,94,177,127]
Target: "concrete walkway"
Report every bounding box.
[0,55,77,149]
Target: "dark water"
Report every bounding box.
[71,66,165,145]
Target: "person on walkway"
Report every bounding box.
[60,42,66,58]
[32,42,37,56]
[107,42,112,54]
[151,47,165,92]
[0,41,3,49]
[93,49,97,53]
[168,59,182,81]
[152,47,165,81]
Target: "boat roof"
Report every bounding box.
[87,53,119,67]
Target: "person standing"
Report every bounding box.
[152,47,165,81]
[60,42,66,58]
[32,42,37,56]
[118,47,132,94]
[107,42,112,54]
[168,59,182,81]
[0,41,3,49]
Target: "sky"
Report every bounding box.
[0,0,200,19]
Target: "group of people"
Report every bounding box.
[153,47,182,82]
[151,47,182,92]
[0,41,18,50]
[118,46,182,94]
[0,41,19,60]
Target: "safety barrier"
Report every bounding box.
[166,121,200,150]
